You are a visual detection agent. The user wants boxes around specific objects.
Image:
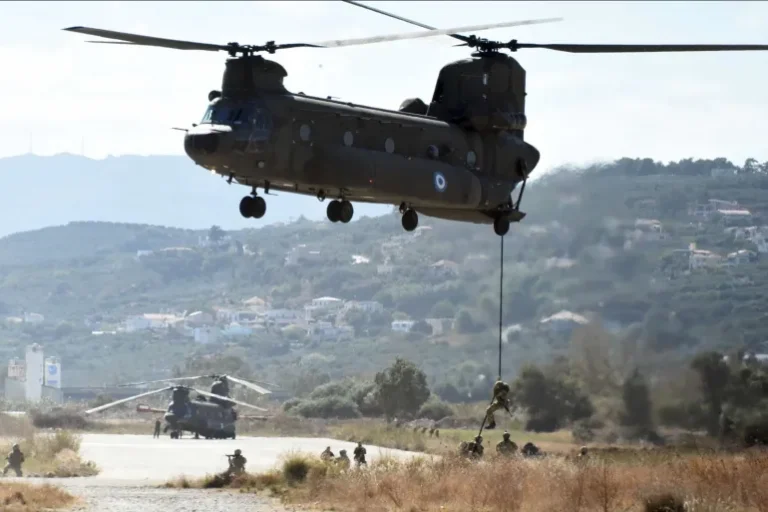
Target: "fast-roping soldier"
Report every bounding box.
[483,379,511,430]
[496,431,518,456]
[3,444,25,477]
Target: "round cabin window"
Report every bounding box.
[343,131,354,147]
[467,150,477,167]
[299,124,311,142]
[385,137,395,154]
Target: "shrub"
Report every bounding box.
[30,408,91,430]
[418,400,454,421]
[294,397,361,419]
[643,493,686,512]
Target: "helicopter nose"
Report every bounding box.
[184,132,220,157]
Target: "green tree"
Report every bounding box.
[374,358,431,420]
[620,369,653,431]
[691,352,731,436]
[208,225,226,243]
[430,300,455,319]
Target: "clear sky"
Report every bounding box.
[2,1,767,173]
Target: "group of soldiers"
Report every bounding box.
[320,442,367,468]
[458,431,544,459]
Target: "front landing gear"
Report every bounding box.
[239,187,266,219]
[326,200,354,223]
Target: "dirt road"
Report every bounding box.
[13,433,423,511]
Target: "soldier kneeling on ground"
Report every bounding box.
[225,449,247,477]
[461,436,484,459]
[3,444,24,477]
[521,442,541,458]
[336,449,350,468]
[496,431,518,456]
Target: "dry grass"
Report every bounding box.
[168,447,768,512]
[0,413,35,439]
[0,431,99,477]
[0,482,75,511]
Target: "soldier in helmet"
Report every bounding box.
[483,379,511,430]
[3,444,25,477]
[496,431,518,456]
[336,449,350,468]
[353,442,367,467]
[321,446,335,461]
[467,435,484,459]
[226,449,247,476]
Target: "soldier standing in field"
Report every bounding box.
[3,444,25,477]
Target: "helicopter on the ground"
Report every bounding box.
[64,1,768,236]
[86,374,272,439]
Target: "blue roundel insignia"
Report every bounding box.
[433,171,447,193]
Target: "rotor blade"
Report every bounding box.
[64,26,230,52]
[516,43,768,53]
[85,386,173,414]
[192,388,268,411]
[341,0,470,44]
[312,17,563,49]
[225,375,272,395]
[118,376,206,388]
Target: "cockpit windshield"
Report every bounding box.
[199,102,272,131]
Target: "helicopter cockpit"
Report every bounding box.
[199,99,272,134]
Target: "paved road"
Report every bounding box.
[12,433,425,511]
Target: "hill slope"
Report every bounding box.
[0,154,389,238]
[2,156,768,396]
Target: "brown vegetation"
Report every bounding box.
[0,482,75,512]
[0,430,99,477]
[167,448,768,512]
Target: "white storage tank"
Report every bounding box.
[25,344,44,403]
[44,357,62,389]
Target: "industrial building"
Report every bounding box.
[3,344,63,404]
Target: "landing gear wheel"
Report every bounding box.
[339,200,354,223]
[402,209,418,232]
[239,196,254,218]
[327,200,342,223]
[493,217,510,237]
[239,195,267,219]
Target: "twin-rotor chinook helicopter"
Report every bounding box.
[65,1,768,236]
[85,374,272,440]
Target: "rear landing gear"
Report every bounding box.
[327,200,354,223]
[239,195,266,219]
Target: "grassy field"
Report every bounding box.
[0,483,76,512]
[166,447,768,512]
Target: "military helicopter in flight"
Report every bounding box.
[64,1,768,236]
[86,374,272,439]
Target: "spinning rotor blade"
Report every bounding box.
[85,386,174,414]
[341,0,469,45]
[312,18,563,48]
[64,26,231,51]
[117,376,206,388]
[225,375,272,395]
[513,42,768,53]
[192,388,268,412]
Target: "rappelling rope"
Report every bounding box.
[476,234,507,439]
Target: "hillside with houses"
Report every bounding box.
[2,156,768,400]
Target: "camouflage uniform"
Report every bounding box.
[521,442,540,458]
[466,436,484,459]
[483,380,511,430]
[321,446,335,461]
[496,432,517,456]
[336,450,350,468]
[353,443,367,466]
[226,449,247,475]
[3,444,24,477]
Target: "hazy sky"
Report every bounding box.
[2,1,767,173]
